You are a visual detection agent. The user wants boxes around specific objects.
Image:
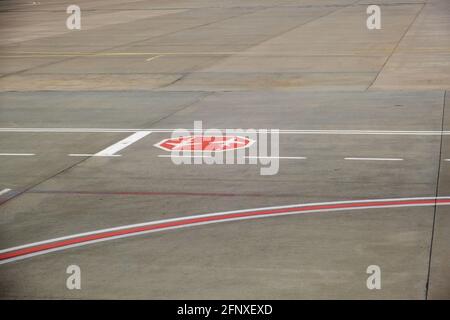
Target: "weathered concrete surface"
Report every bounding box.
[0,0,449,299]
[371,0,450,90]
[0,0,443,91]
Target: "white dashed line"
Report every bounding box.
[68,154,121,157]
[245,156,306,160]
[158,155,307,160]
[159,155,204,158]
[344,157,404,161]
[0,153,35,156]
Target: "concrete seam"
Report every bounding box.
[425,90,446,299]
[365,1,427,91]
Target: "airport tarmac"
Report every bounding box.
[0,0,449,299]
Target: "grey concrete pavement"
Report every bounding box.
[0,0,449,299]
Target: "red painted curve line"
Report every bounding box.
[1,197,449,264]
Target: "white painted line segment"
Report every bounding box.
[68,154,121,157]
[158,155,306,160]
[0,153,35,156]
[344,157,404,161]
[1,196,450,264]
[146,55,163,62]
[68,131,151,157]
[246,156,306,160]
[0,188,11,196]
[159,155,205,158]
[94,131,151,156]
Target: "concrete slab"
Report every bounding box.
[0,0,449,300]
[0,89,445,299]
[371,0,450,90]
[0,91,207,127]
[0,206,435,299]
[164,3,423,91]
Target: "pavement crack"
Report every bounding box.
[365,1,427,91]
[425,90,446,299]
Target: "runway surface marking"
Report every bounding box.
[69,131,151,157]
[1,128,450,135]
[0,154,415,161]
[0,154,413,161]
[69,153,121,157]
[344,157,404,161]
[0,189,11,196]
[1,196,449,265]
[146,55,163,62]
[157,155,307,160]
[2,48,447,58]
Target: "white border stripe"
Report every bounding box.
[1,200,450,265]
[1,196,449,256]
